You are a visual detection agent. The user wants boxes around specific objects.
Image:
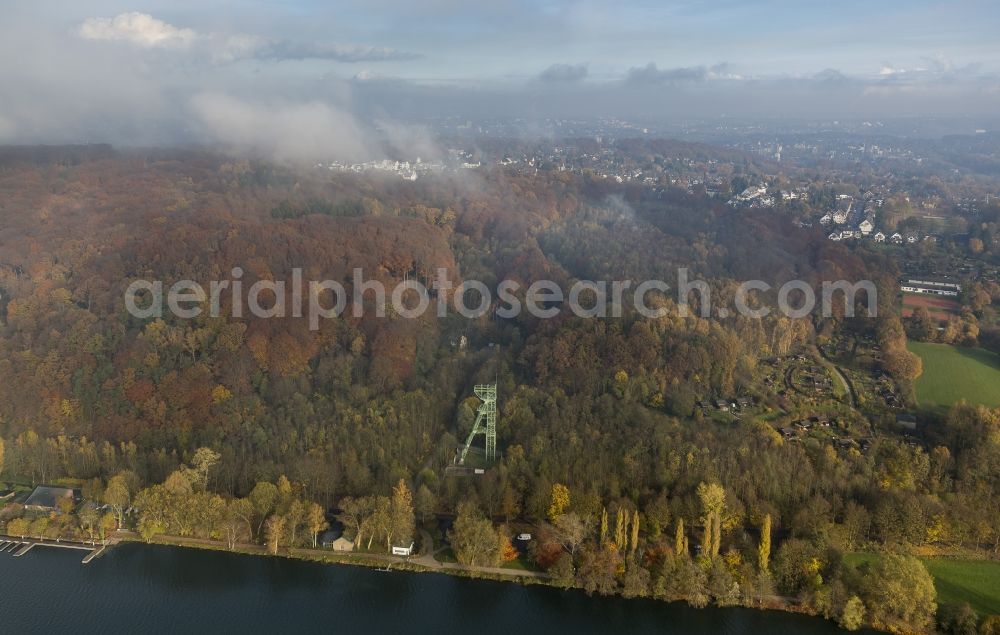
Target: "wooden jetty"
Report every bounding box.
[1,536,113,563]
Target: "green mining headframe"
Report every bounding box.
[458,383,497,465]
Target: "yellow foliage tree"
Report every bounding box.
[548,483,570,522]
[211,385,233,404]
[498,532,519,562]
[630,509,640,554]
[600,507,608,545]
[758,513,771,572]
[697,481,726,558]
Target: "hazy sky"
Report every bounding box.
[1,1,998,154]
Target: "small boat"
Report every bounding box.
[376,564,392,572]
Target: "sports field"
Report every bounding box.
[908,342,1000,408]
[901,292,961,320]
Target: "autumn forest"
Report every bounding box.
[1,145,1000,634]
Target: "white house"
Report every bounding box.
[828,231,842,241]
[900,278,961,296]
[858,218,874,235]
[873,231,886,243]
[890,232,904,244]
[820,212,833,225]
[392,541,415,557]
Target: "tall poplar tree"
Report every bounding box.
[758,514,772,572]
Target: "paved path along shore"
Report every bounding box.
[120,530,550,580]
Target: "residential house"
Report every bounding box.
[899,278,961,297]
[330,537,355,552]
[896,413,918,431]
[392,541,415,556]
[23,485,77,512]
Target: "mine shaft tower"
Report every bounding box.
[457,383,497,465]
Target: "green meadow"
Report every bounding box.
[846,554,1000,616]
[907,342,1000,408]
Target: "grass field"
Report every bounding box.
[924,559,1000,615]
[908,342,1000,408]
[846,554,1000,616]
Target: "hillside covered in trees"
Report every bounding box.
[1,147,999,634]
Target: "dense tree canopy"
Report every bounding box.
[1,148,998,633]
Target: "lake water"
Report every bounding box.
[0,543,868,634]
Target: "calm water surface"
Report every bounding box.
[0,543,869,634]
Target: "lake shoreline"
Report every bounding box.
[1,538,874,635]
[109,532,846,629]
[126,531,565,586]
[0,529,905,632]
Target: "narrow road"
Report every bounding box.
[412,528,549,578]
[130,531,550,579]
[815,346,858,409]
[435,560,549,579]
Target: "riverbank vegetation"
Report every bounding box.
[2,149,1000,633]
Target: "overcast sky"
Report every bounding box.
[1,1,998,155]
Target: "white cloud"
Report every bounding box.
[79,12,197,49]
[212,34,418,64]
[241,40,418,63]
[189,93,371,162]
[374,118,441,160]
[213,34,266,63]
[538,63,588,83]
[78,13,416,64]
[707,62,742,81]
[624,63,707,86]
[876,57,988,82]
